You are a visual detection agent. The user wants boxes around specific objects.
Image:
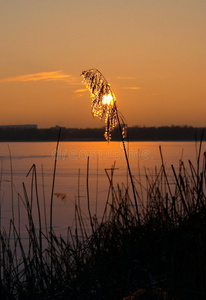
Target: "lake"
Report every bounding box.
[0,141,205,238]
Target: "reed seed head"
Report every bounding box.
[81,68,126,141]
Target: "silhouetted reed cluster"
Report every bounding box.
[1,142,206,299]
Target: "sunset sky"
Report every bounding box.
[0,0,206,128]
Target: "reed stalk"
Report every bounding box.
[50,127,61,281]
[86,156,94,235]
[115,103,141,226]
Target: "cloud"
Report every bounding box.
[0,70,75,83]
[73,88,88,93]
[122,86,141,90]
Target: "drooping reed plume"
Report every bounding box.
[81,69,140,224]
[81,68,126,141]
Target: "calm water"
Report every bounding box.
[0,141,205,237]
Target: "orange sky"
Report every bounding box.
[0,0,206,128]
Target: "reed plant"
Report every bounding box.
[81,68,140,224]
[0,139,206,299]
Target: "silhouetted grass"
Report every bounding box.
[1,141,206,299]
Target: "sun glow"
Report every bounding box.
[102,94,113,105]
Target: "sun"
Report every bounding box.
[102,93,114,105]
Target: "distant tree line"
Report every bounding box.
[0,126,205,142]
[126,126,205,141]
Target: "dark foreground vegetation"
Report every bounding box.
[0,125,206,141]
[1,141,206,299]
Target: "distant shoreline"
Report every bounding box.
[0,140,204,143]
[0,126,205,142]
